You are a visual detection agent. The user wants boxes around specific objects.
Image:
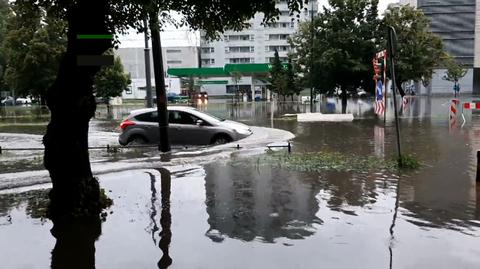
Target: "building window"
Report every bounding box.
[201,59,215,65]
[166,49,181,53]
[227,46,254,53]
[167,60,182,64]
[229,58,253,64]
[268,34,290,40]
[138,86,156,91]
[267,45,290,52]
[265,22,290,28]
[267,57,288,63]
[201,47,214,53]
[226,35,252,41]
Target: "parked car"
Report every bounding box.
[15,97,32,105]
[193,91,208,104]
[1,96,15,106]
[118,106,252,146]
[355,89,369,98]
[167,92,189,103]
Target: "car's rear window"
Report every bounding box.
[134,112,158,122]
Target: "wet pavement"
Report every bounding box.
[1,96,480,268]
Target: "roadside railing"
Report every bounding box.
[0,141,292,155]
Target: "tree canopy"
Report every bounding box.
[269,49,287,96]
[383,5,446,94]
[269,49,297,99]
[32,0,309,42]
[2,2,66,100]
[289,0,380,97]
[93,52,131,101]
[0,0,9,89]
[442,55,467,91]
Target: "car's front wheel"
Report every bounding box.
[211,134,232,145]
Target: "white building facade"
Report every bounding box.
[115,46,199,99]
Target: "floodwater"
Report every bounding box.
[1,96,480,268]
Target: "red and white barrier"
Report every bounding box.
[450,99,460,129]
[463,102,480,110]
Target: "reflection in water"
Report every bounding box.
[157,168,172,269]
[398,115,480,231]
[388,177,401,269]
[0,189,49,220]
[374,125,385,158]
[50,216,101,269]
[146,172,160,244]
[146,169,173,268]
[204,162,323,243]
[322,171,381,213]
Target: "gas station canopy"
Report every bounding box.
[167,63,288,78]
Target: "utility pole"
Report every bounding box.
[144,19,153,108]
[387,26,402,166]
[149,11,170,152]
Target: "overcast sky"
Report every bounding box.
[119,0,399,48]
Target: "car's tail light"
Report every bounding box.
[120,119,135,130]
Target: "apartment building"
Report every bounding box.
[115,46,199,99]
[197,0,318,98]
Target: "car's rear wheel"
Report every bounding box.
[211,134,232,145]
[128,135,148,145]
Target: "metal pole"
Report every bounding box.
[454,81,458,98]
[384,54,387,125]
[144,19,153,108]
[387,26,403,165]
[309,0,314,112]
[477,151,480,182]
[149,12,171,152]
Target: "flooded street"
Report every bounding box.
[1,97,480,268]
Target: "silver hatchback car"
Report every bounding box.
[119,106,252,146]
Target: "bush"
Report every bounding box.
[396,154,421,169]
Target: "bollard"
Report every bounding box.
[107,144,110,152]
[0,146,2,155]
[237,144,240,149]
[287,142,291,154]
[477,151,480,182]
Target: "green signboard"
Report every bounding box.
[197,80,229,85]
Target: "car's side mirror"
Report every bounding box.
[196,119,204,126]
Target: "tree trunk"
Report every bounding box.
[149,13,170,152]
[40,94,47,106]
[43,0,111,218]
[341,87,347,114]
